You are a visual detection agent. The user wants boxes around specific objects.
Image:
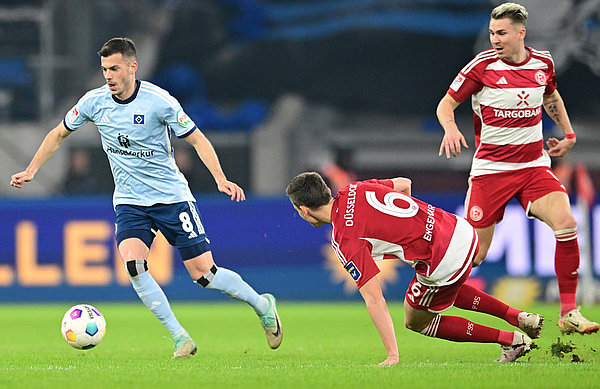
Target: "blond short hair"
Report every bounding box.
[491,2,528,26]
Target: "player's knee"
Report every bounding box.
[404,318,430,333]
[195,265,217,288]
[404,321,418,332]
[125,259,148,277]
[555,215,577,231]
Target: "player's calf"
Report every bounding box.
[126,259,195,357]
[195,265,283,349]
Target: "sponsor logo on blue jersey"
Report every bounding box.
[106,146,155,158]
[117,133,131,148]
[344,261,361,281]
[133,114,145,125]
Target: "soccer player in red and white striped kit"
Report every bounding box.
[287,172,544,365]
[437,2,598,334]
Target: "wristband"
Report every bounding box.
[565,133,576,140]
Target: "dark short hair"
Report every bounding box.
[286,172,331,209]
[97,37,137,59]
[491,2,528,26]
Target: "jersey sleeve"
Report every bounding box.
[63,94,93,131]
[361,178,394,188]
[350,246,381,289]
[162,101,198,138]
[544,57,557,95]
[447,72,484,103]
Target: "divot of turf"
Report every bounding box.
[550,337,575,359]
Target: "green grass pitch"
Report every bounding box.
[1,302,599,388]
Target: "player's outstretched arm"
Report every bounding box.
[184,129,245,202]
[543,90,576,157]
[359,277,399,366]
[10,122,71,188]
[436,93,468,159]
[391,177,412,196]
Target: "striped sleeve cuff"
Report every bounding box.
[62,118,75,132]
[177,126,198,139]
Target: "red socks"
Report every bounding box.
[421,315,513,346]
[554,230,580,316]
[416,230,581,346]
[453,282,521,327]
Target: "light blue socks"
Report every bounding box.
[130,271,188,338]
[204,267,269,315]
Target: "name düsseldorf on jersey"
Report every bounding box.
[330,180,477,289]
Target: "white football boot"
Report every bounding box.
[558,307,599,335]
[495,331,533,363]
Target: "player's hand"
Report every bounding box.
[546,136,575,157]
[217,180,246,202]
[378,356,399,366]
[438,129,468,158]
[10,171,34,188]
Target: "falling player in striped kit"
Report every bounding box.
[287,172,543,365]
[436,2,598,334]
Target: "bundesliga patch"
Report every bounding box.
[177,109,191,126]
[133,114,145,125]
[344,261,362,282]
[68,106,79,122]
[450,74,465,92]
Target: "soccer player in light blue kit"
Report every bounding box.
[10,37,282,358]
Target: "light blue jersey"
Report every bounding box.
[63,80,196,207]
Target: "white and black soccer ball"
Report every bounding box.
[61,304,107,350]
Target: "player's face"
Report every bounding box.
[100,53,138,100]
[489,17,526,63]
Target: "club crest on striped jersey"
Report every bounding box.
[344,261,361,281]
[534,70,547,85]
[469,206,483,222]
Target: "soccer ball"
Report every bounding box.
[61,304,107,350]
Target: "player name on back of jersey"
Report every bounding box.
[423,203,436,242]
[343,183,358,227]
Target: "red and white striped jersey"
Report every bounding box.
[330,179,478,289]
[447,47,557,176]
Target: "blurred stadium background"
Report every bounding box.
[1,0,600,306]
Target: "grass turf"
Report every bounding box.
[0,302,599,388]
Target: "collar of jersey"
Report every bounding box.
[499,46,532,67]
[112,80,141,105]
